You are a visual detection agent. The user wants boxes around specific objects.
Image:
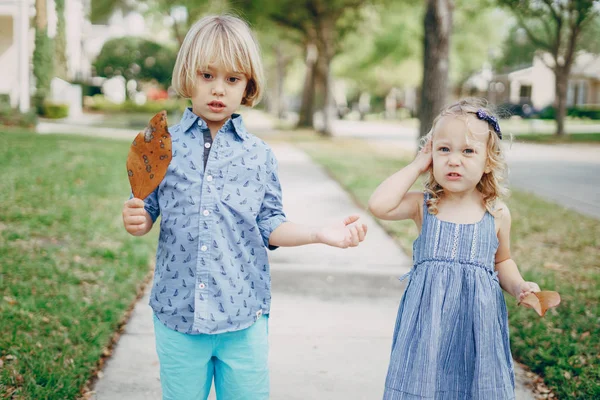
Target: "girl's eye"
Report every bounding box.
[463,148,474,154]
[438,146,450,152]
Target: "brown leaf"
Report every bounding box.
[520,291,561,317]
[126,110,172,200]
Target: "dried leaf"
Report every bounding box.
[126,111,172,200]
[520,291,561,317]
[543,262,564,271]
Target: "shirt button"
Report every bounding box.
[204,142,211,149]
[197,120,202,126]
[199,283,205,289]
[206,175,213,182]
[201,245,208,252]
[203,209,210,216]
[256,309,263,318]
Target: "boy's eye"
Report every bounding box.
[201,73,212,79]
[227,77,240,83]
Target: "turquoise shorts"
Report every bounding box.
[153,314,269,400]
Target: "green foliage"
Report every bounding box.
[32,29,54,113]
[539,106,600,120]
[0,131,156,398]
[54,0,68,80]
[0,97,37,128]
[93,37,177,88]
[43,102,70,119]
[87,94,188,114]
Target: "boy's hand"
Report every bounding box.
[316,215,368,248]
[412,138,433,173]
[517,281,541,304]
[123,198,152,236]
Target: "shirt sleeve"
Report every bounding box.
[257,149,286,250]
[130,188,161,223]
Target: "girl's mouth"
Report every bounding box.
[446,172,462,181]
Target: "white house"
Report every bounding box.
[489,52,600,109]
[0,0,89,113]
[0,0,31,112]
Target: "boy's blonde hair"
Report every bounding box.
[422,98,509,215]
[172,15,264,107]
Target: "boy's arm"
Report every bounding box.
[268,216,367,248]
[122,188,160,236]
[495,205,540,300]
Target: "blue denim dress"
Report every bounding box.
[384,194,515,399]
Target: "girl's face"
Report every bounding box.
[431,115,490,195]
[191,62,248,132]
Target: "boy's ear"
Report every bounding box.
[242,79,255,106]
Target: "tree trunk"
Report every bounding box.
[36,0,47,29]
[314,16,336,136]
[297,43,318,128]
[554,65,569,136]
[54,0,68,80]
[274,44,287,119]
[418,0,454,139]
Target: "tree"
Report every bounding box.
[33,0,54,114]
[54,0,68,80]
[498,0,600,136]
[240,0,373,136]
[94,37,177,88]
[419,0,454,139]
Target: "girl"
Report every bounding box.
[368,98,540,399]
[122,14,367,400]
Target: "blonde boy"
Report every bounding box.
[122,15,367,400]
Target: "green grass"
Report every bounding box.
[296,136,600,400]
[0,131,157,399]
[514,132,600,143]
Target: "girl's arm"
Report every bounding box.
[368,140,432,222]
[495,205,540,301]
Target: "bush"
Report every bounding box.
[538,105,600,120]
[86,94,189,114]
[43,102,70,119]
[0,98,38,128]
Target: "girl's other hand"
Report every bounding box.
[517,281,541,304]
[413,138,433,173]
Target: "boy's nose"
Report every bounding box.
[212,85,225,96]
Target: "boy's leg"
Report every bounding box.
[153,315,215,400]
[213,316,270,400]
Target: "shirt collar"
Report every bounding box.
[179,107,249,140]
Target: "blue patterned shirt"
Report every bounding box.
[143,108,286,334]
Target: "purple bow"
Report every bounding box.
[475,109,502,140]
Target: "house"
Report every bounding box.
[0,0,89,112]
[490,52,600,110]
[0,0,31,112]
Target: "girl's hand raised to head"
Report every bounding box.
[412,139,433,174]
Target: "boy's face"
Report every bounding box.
[191,62,248,133]
[431,115,490,195]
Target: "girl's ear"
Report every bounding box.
[484,163,492,174]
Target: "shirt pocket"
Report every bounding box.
[221,163,265,218]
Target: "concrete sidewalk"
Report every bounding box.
[91,142,537,400]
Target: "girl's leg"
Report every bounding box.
[153,315,214,400]
[213,316,269,400]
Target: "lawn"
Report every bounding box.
[0,131,157,399]
[294,136,600,400]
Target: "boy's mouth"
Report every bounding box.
[208,101,226,112]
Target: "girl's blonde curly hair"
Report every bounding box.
[422,98,509,215]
